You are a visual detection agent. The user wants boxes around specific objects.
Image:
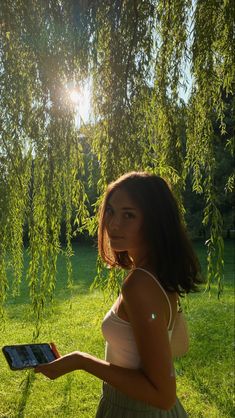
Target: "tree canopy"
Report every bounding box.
[0,0,234,325]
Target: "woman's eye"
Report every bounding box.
[123,212,135,219]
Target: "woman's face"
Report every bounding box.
[104,188,147,255]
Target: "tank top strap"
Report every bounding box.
[133,267,172,329]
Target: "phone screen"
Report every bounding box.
[3,344,57,370]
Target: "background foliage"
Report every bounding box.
[0,0,234,324]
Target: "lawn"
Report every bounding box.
[0,240,234,418]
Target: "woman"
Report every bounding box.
[35,171,202,417]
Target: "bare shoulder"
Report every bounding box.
[122,268,166,306]
[122,268,149,291]
[121,268,177,328]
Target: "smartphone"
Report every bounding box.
[2,343,60,370]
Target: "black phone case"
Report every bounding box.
[2,343,58,370]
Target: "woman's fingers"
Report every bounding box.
[34,352,81,379]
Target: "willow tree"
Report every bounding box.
[0,1,234,326]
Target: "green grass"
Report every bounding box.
[0,241,234,417]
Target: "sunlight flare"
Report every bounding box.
[69,89,80,105]
[67,81,91,124]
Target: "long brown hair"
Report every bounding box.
[98,171,203,295]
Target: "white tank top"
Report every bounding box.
[102,268,175,369]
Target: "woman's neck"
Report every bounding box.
[128,251,151,269]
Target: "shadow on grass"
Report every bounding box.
[6,244,98,308]
[17,371,35,418]
[58,374,74,415]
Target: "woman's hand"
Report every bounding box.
[34,351,85,380]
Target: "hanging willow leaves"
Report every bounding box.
[0,1,90,328]
[186,0,234,297]
[0,0,234,325]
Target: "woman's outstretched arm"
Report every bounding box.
[35,270,176,410]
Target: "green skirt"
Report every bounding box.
[95,383,188,418]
